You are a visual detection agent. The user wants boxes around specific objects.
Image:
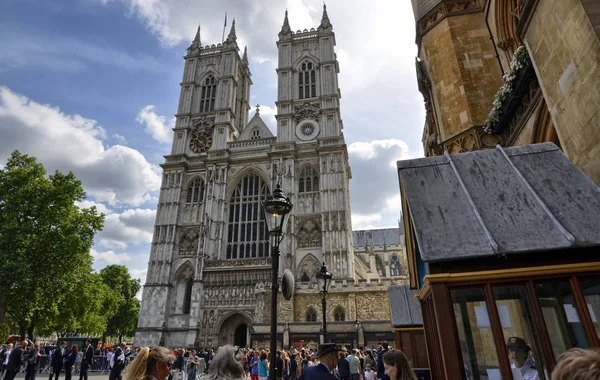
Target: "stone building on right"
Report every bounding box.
[412,0,600,185]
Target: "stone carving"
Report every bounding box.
[179,229,200,256]
[294,103,320,123]
[253,282,266,323]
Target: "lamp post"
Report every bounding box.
[316,262,332,343]
[354,320,360,349]
[262,184,293,380]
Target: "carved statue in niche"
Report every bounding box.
[294,103,320,123]
[253,285,266,323]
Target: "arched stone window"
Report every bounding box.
[333,307,346,322]
[186,178,205,203]
[376,255,384,277]
[298,165,319,193]
[301,272,311,282]
[495,0,525,60]
[250,128,261,140]
[390,255,401,277]
[306,308,317,322]
[183,279,193,314]
[199,75,217,113]
[226,173,270,259]
[298,60,317,99]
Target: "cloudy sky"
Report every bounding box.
[0,0,424,284]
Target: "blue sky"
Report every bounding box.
[0,0,424,283]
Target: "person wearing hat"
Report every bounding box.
[297,343,339,380]
[507,337,539,380]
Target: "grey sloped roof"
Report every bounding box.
[352,228,402,248]
[388,285,422,326]
[397,143,600,262]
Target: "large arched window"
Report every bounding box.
[298,165,319,193]
[306,308,317,322]
[376,255,384,277]
[226,174,270,259]
[390,255,401,277]
[333,307,346,322]
[183,279,193,314]
[298,60,316,99]
[186,178,205,203]
[199,75,217,113]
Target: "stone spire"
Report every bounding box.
[318,4,332,31]
[280,10,291,35]
[226,18,237,43]
[193,24,201,45]
[242,46,248,62]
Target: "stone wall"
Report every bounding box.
[524,0,600,184]
[293,290,390,323]
[420,13,504,140]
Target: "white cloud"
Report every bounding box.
[113,134,127,144]
[136,105,174,144]
[0,86,162,206]
[129,267,148,284]
[91,248,134,266]
[76,200,114,215]
[96,208,155,250]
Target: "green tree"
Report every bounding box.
[99,265,141,342]
[0,151,105,337]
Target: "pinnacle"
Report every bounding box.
[319,3,332,30]
[279,9,291,36]
[227,18,237,42]
[193,24,201,44]
[242,46,248,62]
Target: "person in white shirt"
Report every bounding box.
[364,364,377,380]
[1,344,13,376]
[507,337,539,380]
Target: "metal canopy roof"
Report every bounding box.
[388,285,423,326]
[397,143,600,263]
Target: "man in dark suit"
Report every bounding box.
[79,340,93,380]
[109,343,126,380]
[49,342,67,380]
[337,352,350,380]
[376,343,390,380]
[4,341,28,380]
[24,343,40,380]
[298,343,339,380]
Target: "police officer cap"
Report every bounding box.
[312,343,339,358]
[506,337,530,352]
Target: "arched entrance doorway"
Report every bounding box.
[218,313,251,347]
[234,323,248,347]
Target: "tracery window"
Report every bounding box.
[186,178,205,203]
[298,61,317,99]
[250,128,261,140]
[183,279,193,314]
[390,255,401,276]
[376,255,384,277]
[306,308,317,322]
[297,219,322,248]
[199,75,217,113]
[226,174,270,259]
[334,307,346,322]
[298,165,319,193]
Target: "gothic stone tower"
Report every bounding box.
[136,7,401,350]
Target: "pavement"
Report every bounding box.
[12,373,110,380]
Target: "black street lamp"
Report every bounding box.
[262,184,293,380]
[316,262,332,343]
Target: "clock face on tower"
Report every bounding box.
[189,131,213,153]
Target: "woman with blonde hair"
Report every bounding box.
[551,348,600,380]
[122,346,175,380]
[382,350,417,380]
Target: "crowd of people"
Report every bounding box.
[2,339,599,380]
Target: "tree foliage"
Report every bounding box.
[0,151,105,337]
[99,265,141,341]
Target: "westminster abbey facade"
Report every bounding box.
[135,6,408,349]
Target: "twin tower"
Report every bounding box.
[135,6,365,349]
